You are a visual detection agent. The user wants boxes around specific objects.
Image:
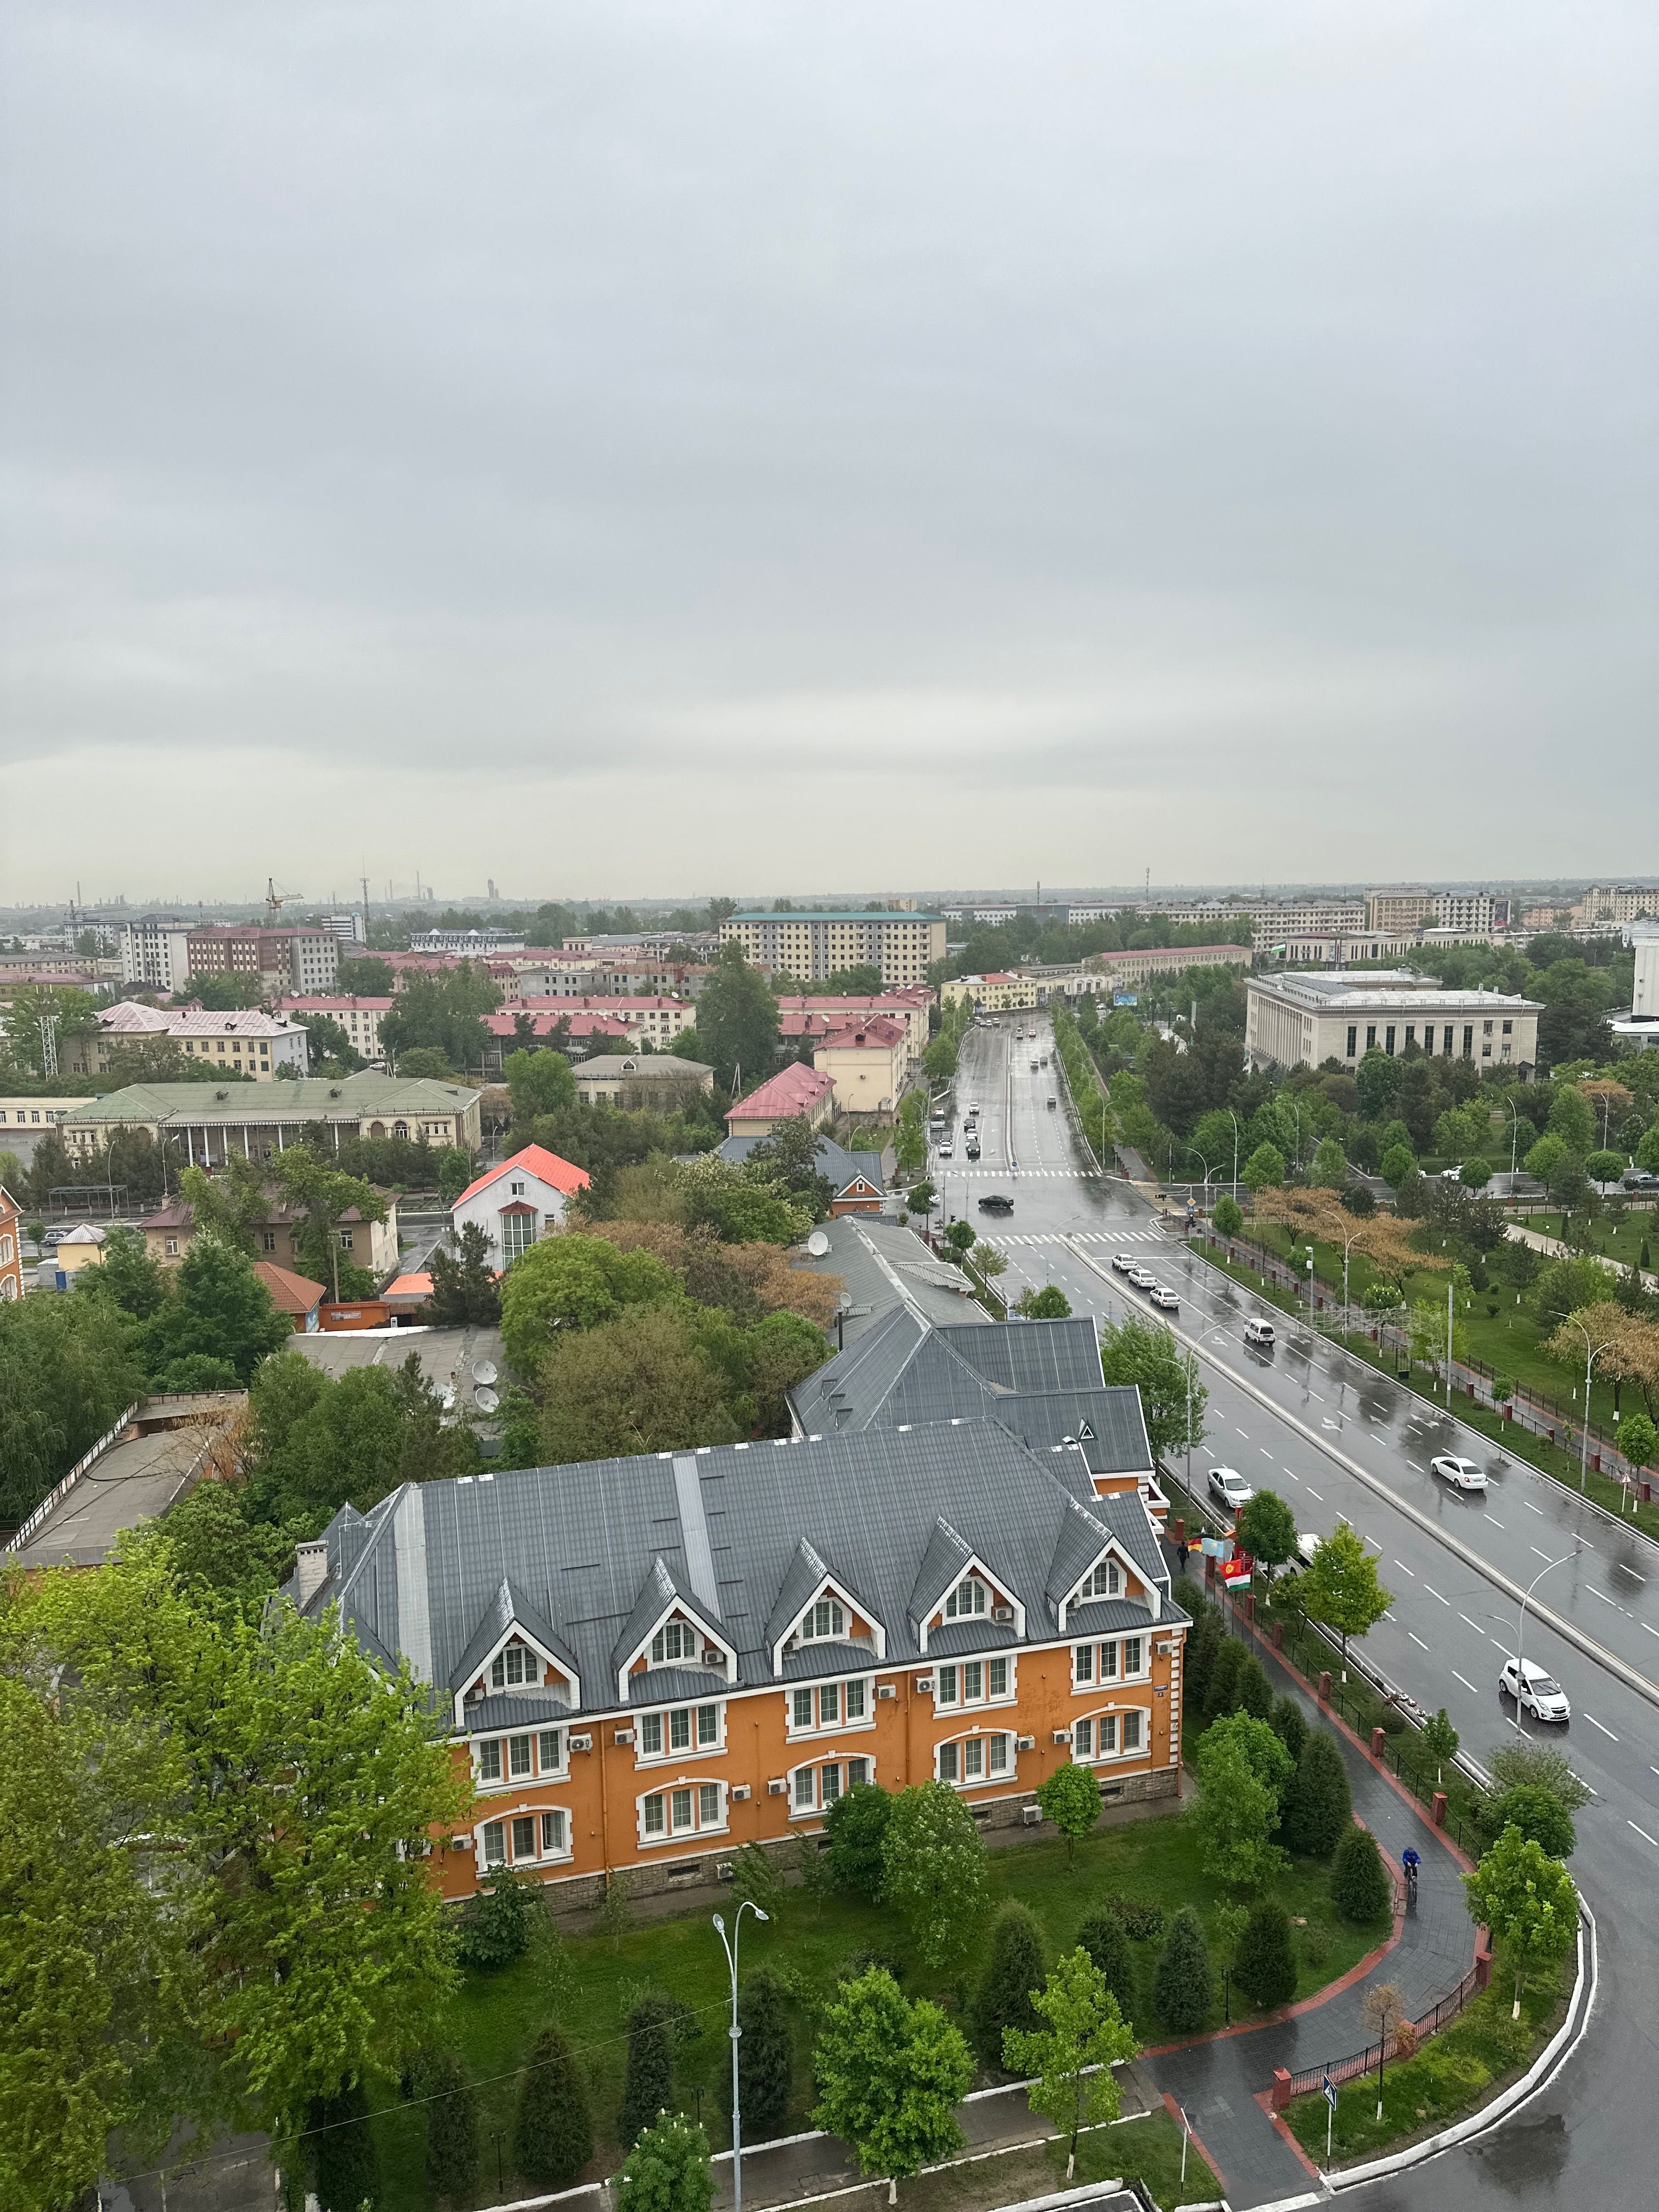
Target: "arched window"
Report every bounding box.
[1069,1709,1146,1763]
[943,1576,988,1619]
[800,1596,847,1641]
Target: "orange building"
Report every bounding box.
[0,1180,21,1304]
[292,1321,1187,1905]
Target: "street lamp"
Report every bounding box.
[1504,1093,1524,1185]
[1339,1228,1368,1340]
[1189,1147,1213,1206]
[1510,1550,1578,1728]
[713,1901,769,2212]
[1225,1108,1242,1199]
[1183,1326,1235,1488]
[1550,1311,1618,1491]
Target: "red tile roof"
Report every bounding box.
[725,1064,836,1124]
[253,1260,327,1316]
[451,1143,592,1210]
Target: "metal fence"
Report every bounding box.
[1280,1962,1482,2102]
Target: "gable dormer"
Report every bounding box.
[909,1517,1025,1652]
[613,1556,738,1697]
[448,1576,582,1727]
[1057,1540,1159,1631]
[766,1538,888,1671]
[1045,1496,1160,1633]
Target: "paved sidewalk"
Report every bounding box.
[1507,1219,1657,1292]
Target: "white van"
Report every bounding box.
[1243,1317,1276,1347]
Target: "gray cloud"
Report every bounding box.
[3,0,1655,900]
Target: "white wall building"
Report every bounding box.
[449,1143,592,1268]
[120,917,195,992]
[1246,970,1541,1075]
[1612,938,1659,1053]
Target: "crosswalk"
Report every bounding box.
[981,1227,1169,1250]
[936,1166,1097,1180]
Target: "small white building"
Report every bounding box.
[449,1143,592,1267]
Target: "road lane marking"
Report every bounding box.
[1483,1513,1505,1529]
[1424,1585,1451,1605]
[1630,1822,1659,1849]
[1306,1390,1324,1403]
[1282,1466,1300,1482]
[1645,1623,1659,1639]
[1584,1714,1619,1740]
[1410,1463,1426,1473]
[1260,1448,1274,1459]
[1234,1426,1249,1437]
[1452,1671,1480,1694]
[1523,1500,1545,1515]
[1306,1486,1323,1500]
[1395,1561,1416,1576]
[1459,1615,1486,1635]
[1615,1564,1646,1583]
[1589,1588,1616,1606]
[1409,1631,1431,1651]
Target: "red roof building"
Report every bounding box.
[450,1143,591,1270]
[725,1064,837,1139]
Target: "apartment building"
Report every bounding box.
[77,1001,310,1079]
[1263,933,1417,969]
[59,1072,482,1169]
[1432,893,1508,933]
[1574,886,1658,928]
[1365,890,1434,933]
[276,996,394,1062]
[320,913,367,950]
[776,991,932,1067]
[139,1190,400,1279]
[490,996,699,1048]
[1149,899,1365,946]
[120,917,196,993]
[185,925,338,995]
[940,973,1039,1013]
[812,1017,910,1121]
[285,1314,1182,1903]
[496,955,713,1000]
[721,912,945,989]
[409,929,526,954]
[1245,970,1541,1075]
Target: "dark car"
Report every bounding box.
[978,1193,1014,1214]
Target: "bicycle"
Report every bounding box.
[1402,1848,1420,1909]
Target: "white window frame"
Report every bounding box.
[1069,1707,1148,1764]
[473,1798,574,1872]
[771,1577,887,1671]
[455,1624,579,1728]
[933,1655,1014,1711]
[1071,1634,1149,1692]
[786,1754,872,1817]
[623,1605,738,1696]
[934,1730,1014,1788]
[785,1675,874,1740]
[472,1725,567,1791]
[635,1700,726,1765]
[917,1553,1023,1651]
[635,1779,729,1848]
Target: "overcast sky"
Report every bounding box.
[3,1,1656,907]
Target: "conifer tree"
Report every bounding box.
[1331,1825,1392,1923]
[423,2053,479,2202]
[1280,1731,1352,1858]
[737,1970,795,2141]
[972,1901,1047,2066]
[312,2083,380,2212]
[1233,1900,1297,2010]
[1232,1650,1273,1720]
[1201,1635,1245,1725]
[1152,1907,1212,2035]
[1269,1695,1308,1764]
[619,1996,678,2149]
[515,2022,594,2188]
[1075,1909,1137,2030]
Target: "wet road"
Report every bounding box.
[932,1013,1659,2210]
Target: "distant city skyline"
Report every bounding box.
[3,2,1655,898]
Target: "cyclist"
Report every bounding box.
[1402,1846,1420,1906]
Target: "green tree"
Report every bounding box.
[1036,1760,1102,1860]
[823,1780,892,1901]
[1235,1489,1299,1575]
[1381,1143,1417,1189]
[906,1178,936,1220]
[1485,1739,1593,1809]
[696,943,781,1096]
[1459,1155,1494,1191]
[1015,1284,1073,1318]
[1547,1084,1595,1152]
[1421,1707,1459,1786]
[1242,1142,1286,1192]
[1355,1048,1403,1120]
[1152,1907,1212,2035]
[514,2022,593,2188]
[536,1308,744,1463]
[1620,1412,1658,1472]
[1297,1521,1392,1663]
[312,2079,381,2211]
[1310,1135,1347,1188]
[298,1013,365,1072]
[1200,1633,1245,1726]
[1525,1131,1569,1185]
[336,956,397,995]
[80,1222,168,1319]
[617,2112,715,2212]
[436,1144,472,1204]
[1097,1313,1206,1458]
[972,1901,1046,2066]
[1331,1825,1392,1922]
[269,1146,388,1302]
[420,2052,479,2203]
[879,1781,988,1968]
[1002,1949,1138,2180]
[1489,1786,1576,1859]
[1076,1909,1138,2030]
[737,1970,795,2141]
[159,1481,304,1610]
[1463,1826,1580,2013]
[177,1153,273,1254]
[618,1995,678,2149]
[0,1289,147,1525]
[944,1217,977,1260]
[427,1221,502,1325]
[1231,1648,1273,1720]
[1189,1723,1288,1891]
[1212,1193,1243,1237]
[1233,1901,1296,2010]
[144,1235,292,1385]
[505,1046,577,1134]
[381,964,501,1070]
[1268,1695,1308,1765]
[1279,1731,1352,1858]
[811,1968,972,2182]
[500,1232,684,1373]
[393,1045,458,1079]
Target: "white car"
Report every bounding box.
[1128,1267,1158,1290]
[1498,1658,1571,1723]
[1295,1531,1323,1566]
[1441,1164,1462,1183]
[937,1139,954,1158]
[1431,1454,1487,1494]
[1112,1253,1138,1273]
[1149,1285,1180,1311]
[1209,1465,1254,1512]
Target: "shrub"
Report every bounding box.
[1183,1612,1223,1722]
[1075,1909,1137,2029]
[836,1946,904,1986]
[1489,1786,1576,1859]
[1035,1760,1102,1859]
[973,1901,1047,2065]
[619,1995,678,2148]
[1280,1732,1352,1859]
[1152,1907,1212,2035]
[1331,1825,1392,1923]
[1201,1635,1245,1725]
[737,1970,795,2141]
[422,2053,479,2202]
[1099,1894,1167,1943]
[455,1868,539,1971]
[616,2112,715,2212]
[1300,1925,1330,1969]
[312,2083,380,2212]
[1269,1695,1308,1764]
[515,2022,593,2187]
[1232,1650,1273,1720]
[1233,1900,1297,2010]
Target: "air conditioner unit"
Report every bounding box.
[768,1778,788,1796]
[613,1728,636,1746]
[1016,1734,1036,1751]
[1022,1804,1042,1825]
[1155,1640,1173,1655]
[730,1783,751,1801]
[992,1604,1014,1623]
[717,1861,735,1881]
[569,1733,593,1752]
[876,1683,897,1700]
[1052,1728,1072,1746]
[915,1675,935,1693]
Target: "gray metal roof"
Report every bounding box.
[718,1131,884,1194]
[300,1420,1181,1728]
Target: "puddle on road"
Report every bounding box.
[1469,2107,1569,2194]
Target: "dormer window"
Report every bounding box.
[801,1598,847,1641]
[651,1619,699,1665]
[943,1576,988,1620]
[1080,1560,1121,1601]
[492,1640,535,1689]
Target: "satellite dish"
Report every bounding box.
[805,1229,831,1257]
[472,1358,499,1386]
[475,1385,500,1414]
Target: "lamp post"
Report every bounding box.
[1510,1550,1577,1726]
[1190,1147,1212,1206]
[1551,1311,1617,1491]
[1183,1326,1235,1488]
[1505,1093,1523,1185]
[713,1900,769,2212]
[1226,1108,1241,1199]
[1340,1228,1367,1340]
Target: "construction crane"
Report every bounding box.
[265,876,303,924]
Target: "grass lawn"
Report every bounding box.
[1523,1208,1657,1273]
[1187,1235,1659,1543]
[368,1807,1386,2207]
[1285,1954,1570,2169]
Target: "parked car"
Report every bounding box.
[1623,1168,1657,1190]
[1149,1285,1180,1310]
[978,1193,1014,1214]
[1208,1465,1255,1512]
[1498,1657,1571,1723]
[1431,1453,1487,1493]
[1242,1317,1276,1347]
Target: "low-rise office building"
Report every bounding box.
[570,1055,715,1111]
[812,1018,911,1122]
[139,1190,401,1279]
[286,1314,1183,1902]
[1245,970,1541,1075]
[72,1002,311,1080]
[59,1072,482,1168]
[725,1064,837,1139]
[450,1143,591,1268]
[941,972,1040,1013]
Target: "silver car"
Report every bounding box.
[1208,1465,1254,1512]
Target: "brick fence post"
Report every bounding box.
[1318,1671,1332,1703]
[1271,2068,1294,2111]
[1370,1726,1387,1759]
[1431,1791,1448,1827]
[1474,1936,1493,1990]
[1272,1622,1284,1649]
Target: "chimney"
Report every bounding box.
[294,1540,331,1606]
